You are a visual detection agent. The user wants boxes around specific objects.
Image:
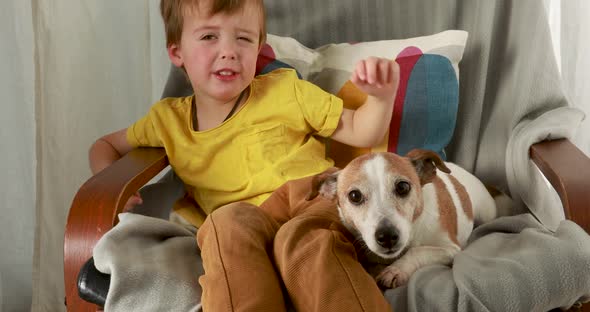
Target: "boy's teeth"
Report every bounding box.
[219,71,233,76]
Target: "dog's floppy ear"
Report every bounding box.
[406,149,451,185]
[307,167,340,201]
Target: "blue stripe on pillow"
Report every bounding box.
[261,60,302,79]
[397,54,458,159]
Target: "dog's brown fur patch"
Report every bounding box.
[383,154,422,219]
[485,185,503,198]
[448,175,473,221]
[335,154,377,229]
[433,176,459,245]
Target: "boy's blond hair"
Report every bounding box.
[160,0,267,48]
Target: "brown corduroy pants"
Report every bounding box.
[196,172,391,312]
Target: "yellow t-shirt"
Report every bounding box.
[127,69,343,226]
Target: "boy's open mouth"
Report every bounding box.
[214,69,239,80]
[217,70,235,76]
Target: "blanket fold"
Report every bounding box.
[94,212,590,312]
[385,213,590,312]
[93,213,202,312]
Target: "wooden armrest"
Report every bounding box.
[63,147,168,311]
[530,138,590,233]
[532,139,590,312]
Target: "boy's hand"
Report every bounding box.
[351,57,400,101]
[124,191,143,212]
[331,57,400,148]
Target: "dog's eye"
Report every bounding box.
[348,190,364,205]
[395,181,411,196]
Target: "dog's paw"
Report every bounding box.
[376,266,410,289]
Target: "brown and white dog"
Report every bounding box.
[308,149,512,289]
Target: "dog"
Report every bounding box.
[308,149,512,289]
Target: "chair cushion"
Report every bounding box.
[259,30,467,166]
[77,257,109,307]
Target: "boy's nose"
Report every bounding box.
[220,41,238,60]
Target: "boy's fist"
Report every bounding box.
[351,57,400,100]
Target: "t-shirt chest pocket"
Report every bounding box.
[239,124,288,175]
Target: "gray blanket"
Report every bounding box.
[385,214,590,312]
[93,213,202,312]
[94,212,590,312]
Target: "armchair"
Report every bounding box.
[64,0,590,311]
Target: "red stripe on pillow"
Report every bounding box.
[256,44,276,75]
[389,47,423,153]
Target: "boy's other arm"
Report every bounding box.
[89,128,133,175]
[331,57,400,148]
[88,128,144,209]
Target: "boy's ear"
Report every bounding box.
[167,44,184,68]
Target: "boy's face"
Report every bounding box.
[168,1,262,103]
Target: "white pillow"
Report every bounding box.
[257,30,468,166]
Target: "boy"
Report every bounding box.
[89,0,400,310]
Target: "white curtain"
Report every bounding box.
[0,1,587,311]
[29,1,169,311]
[22,1,168,311]
[545,0,590,155]
[1,1,35,311]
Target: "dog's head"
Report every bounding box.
[309,149,450,259]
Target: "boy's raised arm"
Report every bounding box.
[331,57,400,148]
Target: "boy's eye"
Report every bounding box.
[238,36,253,42]
[201,34,216,40]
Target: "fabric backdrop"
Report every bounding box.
[546,0,590,155]
[0,0,587,311]
[1,1,36,311]
[28,1,169,311]
[1,1,169,311]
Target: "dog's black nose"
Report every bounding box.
[375,221,399,249]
